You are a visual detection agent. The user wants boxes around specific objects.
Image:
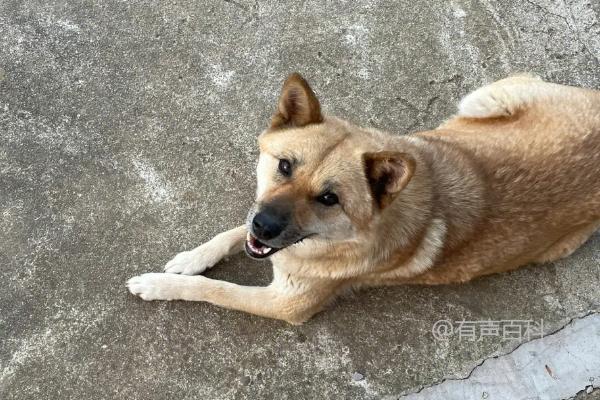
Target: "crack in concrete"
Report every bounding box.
[570,385,599,399]
[395,94,441,133]
[523,0,599,65]
[561,0,600,65]
[523,0,567,21]
[398,311,600,399]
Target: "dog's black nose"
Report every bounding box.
[252,209,287,241]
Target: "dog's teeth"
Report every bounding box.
[260,247,272,255]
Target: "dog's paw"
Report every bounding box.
[164,241,225,275]
[127,273,179,301]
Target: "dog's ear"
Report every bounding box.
[270,73,323,129]
[363,151,416,209]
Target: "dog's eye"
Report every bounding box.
[316,192,339,206]
[278,159,292,177]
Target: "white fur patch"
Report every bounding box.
[394,218,447,278]
[255,153,276,198]
[458,85,513,118]
[458,75,544,118]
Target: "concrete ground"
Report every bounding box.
[1,0,599,399]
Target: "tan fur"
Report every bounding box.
[128,74,600,324]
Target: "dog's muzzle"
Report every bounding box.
[245,205,289,259]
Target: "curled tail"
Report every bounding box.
[458,74,545,119]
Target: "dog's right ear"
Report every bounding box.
[270,73,323,129]
[363,151,416,209]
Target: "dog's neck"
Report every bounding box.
[360,132,487,275]
[397,132,486,252]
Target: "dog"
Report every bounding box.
[128,73,600,324]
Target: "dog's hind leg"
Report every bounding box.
[163,225,246,275]
[457,74,545,119]
[127,270,338,324]
[534,220,600,264]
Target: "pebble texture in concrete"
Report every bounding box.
[1,0,599,399]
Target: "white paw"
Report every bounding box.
[164,241,225,275]
[127,273,180,301]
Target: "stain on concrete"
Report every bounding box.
[132,159,176,204]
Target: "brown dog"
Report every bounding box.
[128,73,600,324]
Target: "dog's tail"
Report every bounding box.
[457,74,545,119]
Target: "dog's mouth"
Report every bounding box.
[244,232,312,259]
[245,233,282,259]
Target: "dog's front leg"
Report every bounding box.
[127,271,336,324]
[163,225,247,275]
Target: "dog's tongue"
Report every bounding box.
[246,233,272,256]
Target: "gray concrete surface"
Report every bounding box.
[0,0,599,399]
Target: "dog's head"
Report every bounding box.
[245,73,415,259]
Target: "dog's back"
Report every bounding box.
[413,77,600,283]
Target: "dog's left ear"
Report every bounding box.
[363,151,416,209]
[271,73,323,129]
